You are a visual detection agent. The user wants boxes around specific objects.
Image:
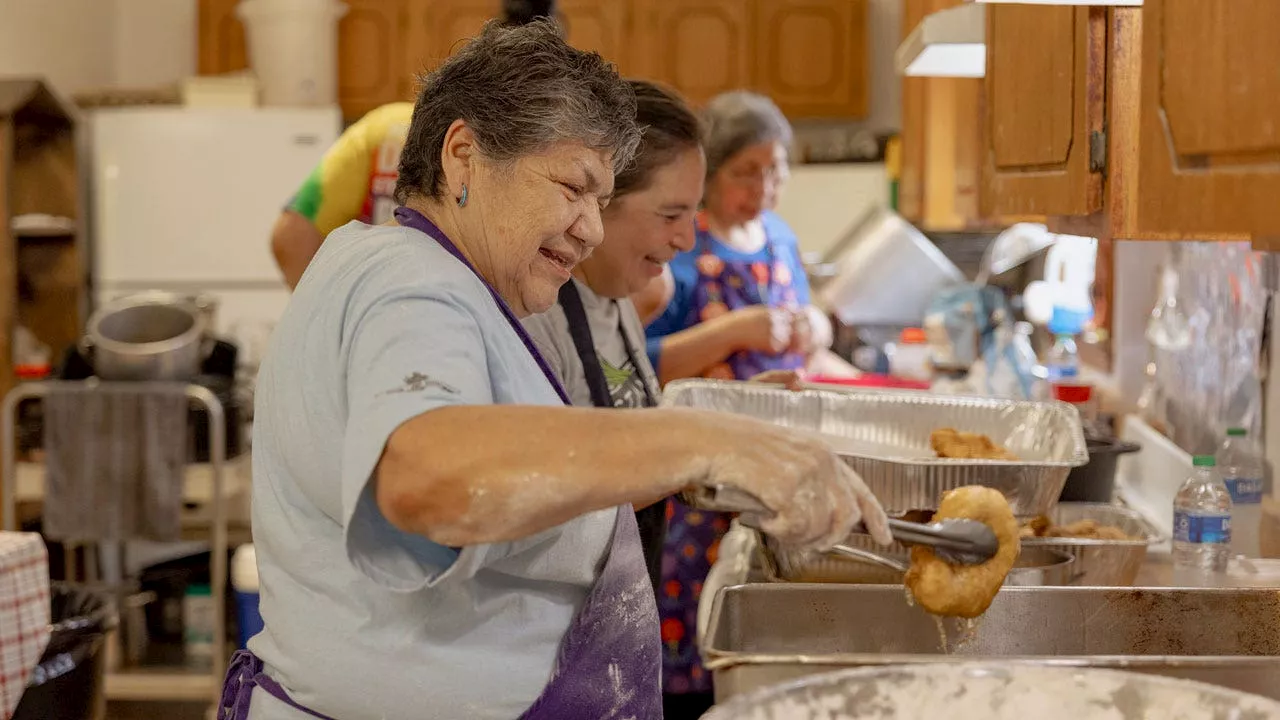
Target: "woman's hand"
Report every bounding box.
[747,369,804,391]
[723,305,792,353]
[787,305,834,356]
[694,414,891,550]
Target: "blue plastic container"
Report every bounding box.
[232,544,263,648]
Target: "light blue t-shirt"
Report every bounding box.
[247,221,617,719]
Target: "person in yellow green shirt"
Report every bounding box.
[270,0,559,289]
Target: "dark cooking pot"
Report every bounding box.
[1059,436,1142,503]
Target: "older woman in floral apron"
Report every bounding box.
[221,26,888,720]
[644,90,850,719]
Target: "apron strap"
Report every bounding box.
[558,282,663,593]
[220,649,338,720]
[558,282,614,409]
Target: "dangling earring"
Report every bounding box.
[456,184,469,208]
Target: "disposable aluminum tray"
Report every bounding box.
[1021,502,1166,586]
[661,380,1088,517]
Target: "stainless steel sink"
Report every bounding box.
[703,584,1280,703]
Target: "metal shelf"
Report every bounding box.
[106,667,218,702]
[2,380,230,713]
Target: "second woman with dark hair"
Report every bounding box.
[521,80,706,592]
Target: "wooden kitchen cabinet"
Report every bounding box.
[980,4,1105,220]
[197,0,248,75]
[339,0,414,120]
[408,0,632,77]
[201,0,870,121]
[631,0,754,108]
[898,0,985,231]
[559,0,634,73]
[896,0,930,224]
[406,0,493,75]
[1129,0,1280,242]
[754,0,868,119]
[974,0,1280,243]
[198,0,414,119]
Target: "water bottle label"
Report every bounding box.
[1224,477,1264,505]
[1173,511,1231,544]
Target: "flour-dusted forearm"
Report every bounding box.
[373,404,890,550]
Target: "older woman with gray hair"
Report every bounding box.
[642,91,854,717]
[219,23,887,720]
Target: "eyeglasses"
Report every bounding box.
[724,163,788,187]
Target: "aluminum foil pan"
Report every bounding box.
[761,533,1081,586]
[1021,503,1166,587]
[662,380,1088,517]
[701,664,1280,720]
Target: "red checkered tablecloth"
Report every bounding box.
[0,533,49,720]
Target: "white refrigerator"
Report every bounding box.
[89,106,341,575]
[90,106,341,356]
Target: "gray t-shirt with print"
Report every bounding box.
[247,223,622,720]
[521,278,661,410]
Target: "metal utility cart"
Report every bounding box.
[1,380,229,712]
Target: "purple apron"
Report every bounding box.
[687,211,804,380]
[217,208,661,719]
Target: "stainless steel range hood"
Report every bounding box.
[895,3,986,78]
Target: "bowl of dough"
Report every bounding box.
[700,664,1280,720]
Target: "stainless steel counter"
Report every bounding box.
[704,582,1280,703]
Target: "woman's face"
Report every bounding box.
[704,140,789,227]
[464,140,615,316]
[576,146,706,299]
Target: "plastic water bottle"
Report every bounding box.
[1044,334,1079,382]
[1218,428,1265,557]
[1173,456,1232,580]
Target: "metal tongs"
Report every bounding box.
[687,484,999,566]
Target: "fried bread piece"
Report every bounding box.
[905,486,1020,618]
[930,428,1018,461]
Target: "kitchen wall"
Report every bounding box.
[0,0,195,94]
[1108,241,1170,406]
[774,164,889,257]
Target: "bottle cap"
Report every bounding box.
[899,327,927,345]
[1193,455,1216,467]
[1226,427,1247,437]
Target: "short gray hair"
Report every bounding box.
[702,91,793,180]
[395,20,641,204]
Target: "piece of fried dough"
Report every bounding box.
[930,428,1018,461]
[1045,519,1132,540]
[904,486,1020,618]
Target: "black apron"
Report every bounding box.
[557,281,666,593]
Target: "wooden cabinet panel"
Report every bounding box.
[338,0,412,120]
[900,0,986,230]
[755,0,868,119]
[559,0,633,72]
[982,5,1105,219]
[197,0,247,74]
[989,7,1073,169]
[633,0,753,108]
[1135,0,1280,240]
[897,0,933,223]
[408,0,495,75]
